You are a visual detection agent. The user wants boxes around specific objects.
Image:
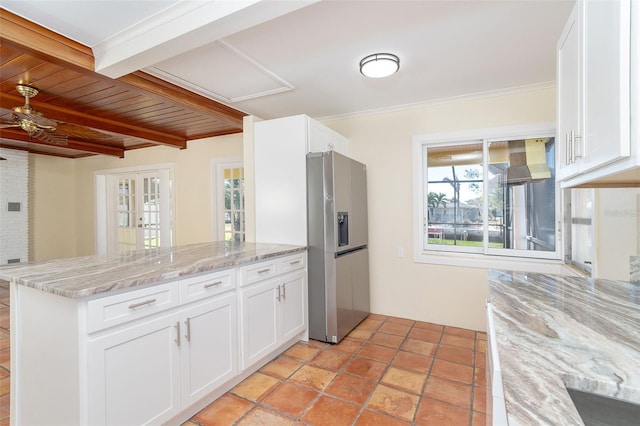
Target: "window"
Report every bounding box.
[414,124,560,262]
[214,160,245,243]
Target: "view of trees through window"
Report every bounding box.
[423,137,557,257]
[223,166,245,243]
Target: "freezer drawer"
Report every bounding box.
[330,248,370,343]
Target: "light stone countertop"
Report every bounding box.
[488,270,640,425]
[0,242,306,298]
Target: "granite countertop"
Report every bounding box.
[0,242,306,298]
[488,270,640,425]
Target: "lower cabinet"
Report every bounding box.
[88,292,238,425]
[240,269,307,370]
[180,293,238,407]
[11,252,306,425]
[88,313,182,425]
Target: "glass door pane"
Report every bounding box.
[117,176,137,253]
[141,174,162,250]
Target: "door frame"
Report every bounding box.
[95,163,175,255]
[211,157,244,242]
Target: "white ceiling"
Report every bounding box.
[1,0,574,120]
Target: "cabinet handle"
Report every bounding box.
[565,132,571,165]
[175,321,181,347]
[128,298,156,309]
[573,132,583,160]
[282,283,286,300]
[257,268,271,274]
[276,285,281,302]
[569,130,575,164]
[185,318,191,342]
[204,280,223,289]
[289,260,300,265]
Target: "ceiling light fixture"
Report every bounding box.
[359,53,400,78]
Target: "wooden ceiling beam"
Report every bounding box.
[0,92,186,149]
[120,72,245,127]
[0,128,125,157]
[0,9,94,72]
[0,142,78,159]
[1,9,245,129]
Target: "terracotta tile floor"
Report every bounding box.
[186,314,488,426]
[0,279,487,425]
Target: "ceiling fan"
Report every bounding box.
[0,84,68,145]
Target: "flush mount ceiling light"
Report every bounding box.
[359,53,400,78]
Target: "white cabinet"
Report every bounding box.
[87,273,238,425]
[279,270,306,341]
[11,253,307,426]
[486,303,508,425]
[180,293,238,407]
[254,114,349,245]
[308,118,348,154]
[88,312,182,425]
[240,278,279,368]
[556,0,582,181]
[239,254,307,370]
[557,0,636,187]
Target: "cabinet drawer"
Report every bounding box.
[277,253,306,274]
[239,259,278,287]
[87,283,179,333]
[180,269,235,304]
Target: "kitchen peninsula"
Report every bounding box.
[0,242,308,425]
[487,271,640,425]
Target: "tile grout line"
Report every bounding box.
[411,323,444,425]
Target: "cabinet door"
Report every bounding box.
[180,292,238,407]
[582,0,631,171]
[88,313,181,425]
[556,1,583,181]
[279,270,307,341]
[308,118,329,153]
[240,279,279,370]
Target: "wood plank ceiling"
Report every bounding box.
[0,9,246,159]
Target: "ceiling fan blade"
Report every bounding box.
[13,111,57,128]
[32,128,68,146]
[0,122,21,129]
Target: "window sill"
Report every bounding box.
[414,250,574,275]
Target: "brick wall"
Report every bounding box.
[0,148,29,264]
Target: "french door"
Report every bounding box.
[108,170,171,254]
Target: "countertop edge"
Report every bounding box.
[1,243,307,299]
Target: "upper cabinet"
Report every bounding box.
[557,0,639,187]
[253,114,349,245]
[557,1,583,181]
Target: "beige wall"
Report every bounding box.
[29,155,77,262]
[30,133,243,261]
[322,87,557,331]
[28,86,563,331]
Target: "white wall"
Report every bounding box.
[594,188,640,280]
[321,87,558,331]
[0,149,29,264]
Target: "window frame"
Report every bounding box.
[211,158,245,243]
[413,123,564,270]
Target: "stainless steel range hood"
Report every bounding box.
[506,138,552,185]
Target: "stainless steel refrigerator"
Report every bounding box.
[307,151,370,343]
